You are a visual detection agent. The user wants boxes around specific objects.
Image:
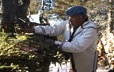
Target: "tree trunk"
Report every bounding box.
[109,1,114,33]
[1,0,18,33]
[16,0,30,28]
[1,0,30,34]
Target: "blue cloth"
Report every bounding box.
[66,6,87,16]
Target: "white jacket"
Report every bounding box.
[34,19,98,72]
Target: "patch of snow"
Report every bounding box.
[49,62,71,72]
[27,10,43,23]
[28,12,64,26]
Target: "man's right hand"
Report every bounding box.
[22,28,35,33]
[16,27,35,33]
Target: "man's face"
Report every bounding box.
[68,15,84,27]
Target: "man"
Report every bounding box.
[23,6,98,72]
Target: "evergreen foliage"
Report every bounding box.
[0,33,67,72]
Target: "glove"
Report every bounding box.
[16,27,34,34]
[22,28,35,33]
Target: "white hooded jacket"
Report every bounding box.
[34,19,98,72]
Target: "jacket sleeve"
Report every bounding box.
[61,28,98,53]
[34,21,67,36]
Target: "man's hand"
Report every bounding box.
[16,27,35,33]
[22,28,35,33]
[45,40,62,46]
[55,41,62,45]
